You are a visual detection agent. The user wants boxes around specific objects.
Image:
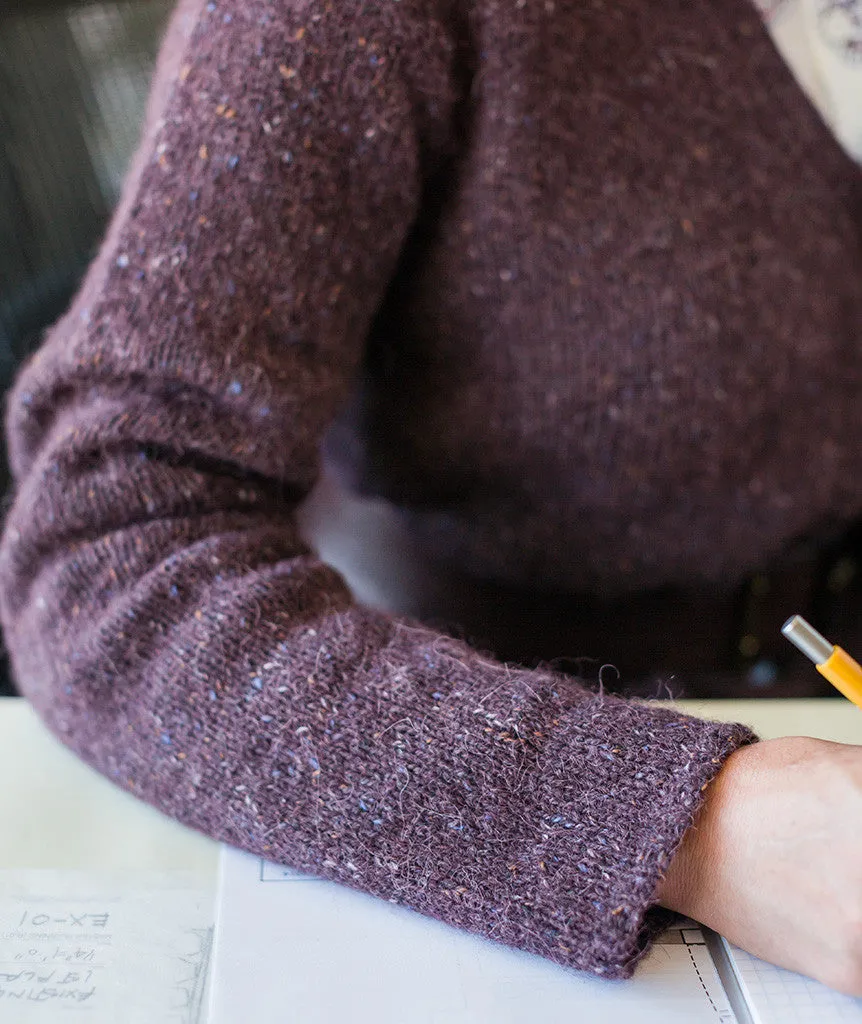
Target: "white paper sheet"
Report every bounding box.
[208,847,736,1024]
[0,871,214,1022]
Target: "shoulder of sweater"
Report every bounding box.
[147,0,472,172]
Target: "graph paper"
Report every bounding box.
[722,941,862,1024]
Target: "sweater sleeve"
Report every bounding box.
[0,0,754,979]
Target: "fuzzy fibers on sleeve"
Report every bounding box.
[0,0,755,979]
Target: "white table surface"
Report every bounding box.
[1,696,859,876]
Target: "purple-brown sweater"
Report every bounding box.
[1,0,860,978]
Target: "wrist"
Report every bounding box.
[656,741,754,919]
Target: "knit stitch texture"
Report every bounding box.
[2,0,859,977]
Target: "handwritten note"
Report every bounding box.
[0,871,213,1022]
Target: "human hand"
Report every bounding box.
[656,736,862,995]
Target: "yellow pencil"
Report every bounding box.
[782,615,862,709]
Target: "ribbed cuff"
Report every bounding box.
[498,693,757,977]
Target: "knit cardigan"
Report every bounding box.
[2,0,860,979]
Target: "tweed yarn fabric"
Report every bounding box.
[2,0,859,977]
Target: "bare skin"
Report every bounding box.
[657,736,862,996]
